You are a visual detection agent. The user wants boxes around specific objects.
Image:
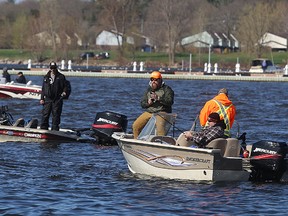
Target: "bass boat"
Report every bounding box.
[0,106,127,144]
[112,113,288,182]
[0,80,41,99]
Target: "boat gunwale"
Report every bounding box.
[112,132,221,154]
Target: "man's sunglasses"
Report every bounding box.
[150,78,160,81]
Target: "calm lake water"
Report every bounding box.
[1,75,288,215]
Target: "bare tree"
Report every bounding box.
[26,9,47,62]
[12,14,29,50]
[188,2,213,67]
[1,0,288,65]
[236,1,285,57]
[146,0,194,66]
[98,0,136,56]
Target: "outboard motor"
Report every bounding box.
[249,140,287,182]
[91,111,128,145]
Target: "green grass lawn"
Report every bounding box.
[0,49,287,69]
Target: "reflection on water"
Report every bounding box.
[1,76,288,215]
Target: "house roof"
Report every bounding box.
[181,31,239,48]
[260,32,287,49]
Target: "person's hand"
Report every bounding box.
[40,99,44,105]
[148,98,154,105]
[184,131,193,140]
[61,92,66,97]
[150,91,158,101]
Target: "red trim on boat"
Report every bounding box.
[251,154,282,160]
[92,124,121,129]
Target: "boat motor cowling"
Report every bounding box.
[91,111,128,145]
[249,140,288,182]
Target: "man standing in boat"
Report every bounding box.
[132,71,174,138]
[39,61,68,131]
[199,88,236,137]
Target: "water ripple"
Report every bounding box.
[0,77,288,215]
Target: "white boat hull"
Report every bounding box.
[113,133,250,182]
[123,151,249,182]
[0,82,41,99]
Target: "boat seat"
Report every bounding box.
[13,118,25,127]
[176,132,193,147]
[149,136,176,145]
[25,118,38,129]
[224,138,241,157]
[206,138,227,156]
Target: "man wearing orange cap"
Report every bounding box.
[199,88,236,137]
[132,71,174,138]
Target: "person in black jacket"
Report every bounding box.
[15,72,27,84]
[40,61,68,131]
[2,67,11,83]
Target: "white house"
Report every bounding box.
[180,31,239,50]
[181,31,213,48]
[260,32,287,51]
[96,30,134,46]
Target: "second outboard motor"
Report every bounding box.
[249,140,287,182]
[91,111,128,145]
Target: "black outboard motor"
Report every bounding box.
[249,140,288,182]
[91,111,128,145]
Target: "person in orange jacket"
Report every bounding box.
[199,88,236,137]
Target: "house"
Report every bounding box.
[95,30,134,46]
[131,32,155,52]
[95,30,154,51]
[180,31,239,52]
[181,31,213,48]
[33,31,82,47]
[259,32,287,51]
[33,31,61,46]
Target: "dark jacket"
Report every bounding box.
[2,71,11,83]
[192,120,226,147]
[41,70,67,101]
[140,83,174,113]
[16,75,27,84]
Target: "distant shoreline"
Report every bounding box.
[6,68,288,82]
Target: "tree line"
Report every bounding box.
[0,0,286,66]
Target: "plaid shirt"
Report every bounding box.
[192,125,224,147]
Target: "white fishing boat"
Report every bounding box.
[112,113,288,182]
[249,58,282,73]
[0,79,41,99]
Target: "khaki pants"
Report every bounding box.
[132,112,167,138]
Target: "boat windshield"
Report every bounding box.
[251,59,273,67]
[137,113,177,141]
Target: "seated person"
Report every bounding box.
[184,112,226,148]
[16,72,27,84]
